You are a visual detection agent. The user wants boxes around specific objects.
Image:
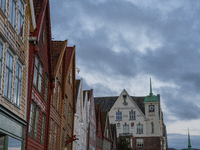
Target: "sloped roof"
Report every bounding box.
[51,41,64,71]
[94,97,118,112]
[65,47,74,74]
[101,111,108,134]
[94,96,146,114]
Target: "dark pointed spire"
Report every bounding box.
[188,128,192,148]
[150,78,153,96]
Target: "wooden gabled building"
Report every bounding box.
[49,40,76,150]
[95,104,103,150]
[0,0,36,149]
[101,112,113,150]
[26,0,53,149]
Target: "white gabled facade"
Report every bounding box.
[109,89,147,137]
[73,79,84,150]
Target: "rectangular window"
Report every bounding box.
[57,85,60,110]
[9,0,16,27]
[53,124,57,149]
[44,73,48,103]
[17,0,24,37]
[0,0,6,12]
[137,124,143,134]
[129,111,135,120]
[68,105,73,127]
[0,42,3,90]
[29,102,36,136]
[33,55,43,92]
[62,130,65,150]
[14,62,22,106]
[33,106,40,139]
[136,139,144,147]
[41,114,46,144]
[116,112,122,120]
[4,51,13,101]
[49,120,53,148]
[123,125,129,133]
[8,136,22,150]
[64,97,67,117]
[151,122,154,133]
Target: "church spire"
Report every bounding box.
[188,129,192,148]
[150,78,153,96]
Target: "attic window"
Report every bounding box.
[123,94,128,106]
[123,95,127,100]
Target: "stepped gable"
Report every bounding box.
[51,41,64,71]
[94,96,145,114]
[131,96,146,114]
[94,97,118,112]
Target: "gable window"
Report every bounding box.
[64,96,67,117]
[44,73,48,103]
[0,42,3,90]
[68,105,73,127]
[33,106,40,139]
[57,84,60,111]
[29,102,36,136]
[14,62,22,106]
[151,122,154,133]
[116,111,122,120]
[41,114,46,144]
[28,101,40,139]
[9,0,17,27]
[33,55,43,92]
[0,0,6,12]
[137,123,143,134]
[4,51,13,101]
[17,0,24,37]
[123,124,129,133]
[136,139,144,147]
[129,110,135,120]
[49,119,53,148]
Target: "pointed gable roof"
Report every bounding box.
[51,41,65,71]
[94,89,146,115]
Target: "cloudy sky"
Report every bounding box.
[49,0,200,149]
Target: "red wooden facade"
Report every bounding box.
[25,0,53,149]
[95,104,103,150]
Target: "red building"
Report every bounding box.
[86,89,96,150]
[95,104,103,150]
[25,0,53,149]
[102,112,113,150]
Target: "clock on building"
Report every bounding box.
[149,105,154,112]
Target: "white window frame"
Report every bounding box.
[14,60,22,106]
[137,124,143,134]
[123,125,129,133]
[116,111,122,120]
[17,0,25,38]
[4,49,14,101]
[9,0,17,28]
[129,110,135,120]
[136,138,144,147]
[0,40,4,93]
[0,0,7,13]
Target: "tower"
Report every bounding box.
[144,78,160,136]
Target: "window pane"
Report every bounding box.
[0,135,5,150]
[34,107,40,139]
[8,136,21,150]
[44,74,48,103]
[41,114,46,144]
[29,102,35,136]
